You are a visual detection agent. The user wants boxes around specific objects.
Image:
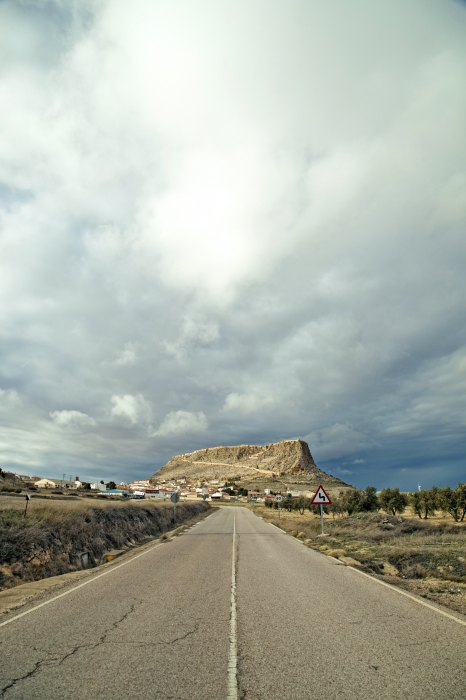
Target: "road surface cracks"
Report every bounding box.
[0,602,203,697]
[0,602,139,697]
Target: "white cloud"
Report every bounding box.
[106,342,137,366]
[50,410,96,427]
[165,317,219,360]
[154,410,208,437]
[110,394,151,425]
[0,389,20,407]
[223,393,274,415]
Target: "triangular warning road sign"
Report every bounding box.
[310,485,332,505]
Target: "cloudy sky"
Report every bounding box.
[0,0,465,489]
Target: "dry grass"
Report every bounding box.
[0,498,211,590]
[0,493,169,512]
[250,504,466,616]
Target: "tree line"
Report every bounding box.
[263,483,466,521]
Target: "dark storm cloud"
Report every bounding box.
[0,0,465,488]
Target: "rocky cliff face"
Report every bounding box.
[151,439,345,486]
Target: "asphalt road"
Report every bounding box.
[1,507,465,699]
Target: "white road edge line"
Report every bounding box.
[227,509,238,700]
[0,541,164,629]
[263,516,466,628]
[349,565,466,627]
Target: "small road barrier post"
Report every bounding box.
[170,492,180,524]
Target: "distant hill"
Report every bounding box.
[151,439,347,488]
[0,469,23,490]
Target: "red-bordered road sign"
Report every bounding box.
[310,485,332,505]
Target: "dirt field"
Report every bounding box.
[0,493,163,512]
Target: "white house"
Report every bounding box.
[35,478,78,489]
[36,478,57,489]
[90,482,107,492]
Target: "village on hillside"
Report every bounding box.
[5,472,318,503]
[0,440,346,504]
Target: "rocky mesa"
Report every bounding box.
[151,439,346,487]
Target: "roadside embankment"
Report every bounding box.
[0,499,211,590]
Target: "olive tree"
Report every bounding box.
[296,497,310,515]
[437,483,466,521]
[339,489,365,515]
[379,488,408,516]
[361,486,379,512]
[409,488,438,519]
[456,483,466,522]
[438,486,460,521]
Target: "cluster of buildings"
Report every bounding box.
[13,475,112,491]
[11,473,316,502]
[11,474,239,500]
[11,474,139,494]
[118,479,317,503]
[120,478,238,501]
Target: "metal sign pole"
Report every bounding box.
[274,494,283,519]
[310,486,332,536]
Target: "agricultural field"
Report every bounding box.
[0,493,149,512]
